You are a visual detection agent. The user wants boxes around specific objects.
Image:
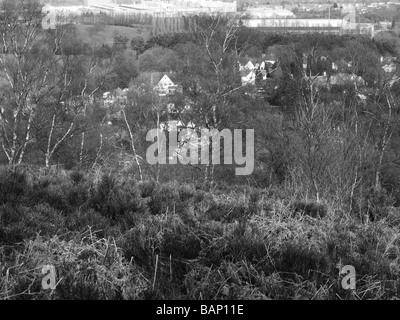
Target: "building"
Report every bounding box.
[239,58,277,86]
[153,74,179,96]
[135,72,180,94]
[241,18,374,35]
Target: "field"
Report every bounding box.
[1,165,400,300]
[75,24,152,46]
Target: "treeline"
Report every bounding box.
[56,11,153,27]
[141,29,400,57]
[152,15,201,35]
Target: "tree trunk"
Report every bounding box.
[92,132,103,169]
[122,109,143,181]
[79,131,85,167]
[45,114,56,167]
[9,111,19,164]
[17,109,33,164]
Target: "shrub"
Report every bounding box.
[2,234,147,300]
[148,182,180,215]
[138,180,157,198]
[184,261,269,300]
[117,216,164,267]
[66,209,110,235]
[275,241,329,283]
[248,189,262,214]
[0,169,27,205]
[70,170,85,185]
[25,203,65,236]
[361,187,395,222]
[66,184,89,208]
[29,178,72,212]
[0,204,31,245]
[88,174,147,224]
[204,202,250,223]
[292,201,328,218]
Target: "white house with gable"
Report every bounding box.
[154,74,178,96]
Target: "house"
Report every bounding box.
[154,74,179,96]
[134,72,194,131]
[304,72,366,92]
[380,56,397,73]
[239,58,278,86]
[241,68,256,86]
[160,120,184,132]
[159,120,195,133]
[387,75,400,88]
[135,72,180,96]
[239,60,255,71]
[383,63,396,73]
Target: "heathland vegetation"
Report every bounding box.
[2,0,400,299]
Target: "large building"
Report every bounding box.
[241,18,374,35]
[134,0,237,14]
[79,0,237,15]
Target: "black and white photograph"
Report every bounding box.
[1,0,400,307]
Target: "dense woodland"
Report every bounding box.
[2,0,400,300]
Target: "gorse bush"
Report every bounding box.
[148,182,180,215]
[70,170,85,185]
[362,187,394,222]
[0,204,30,245]
[25,204,65,236]
[0,169,27,205]
[88,173,147,224]
[66,208,110,235]
[138,180,157,198]
[291,201,328,218]
[1,234,147,300]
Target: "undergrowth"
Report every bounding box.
[1,165,400,300]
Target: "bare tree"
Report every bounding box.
[0,0,66,164]
[185,14,245,183]
[38,47,115,167]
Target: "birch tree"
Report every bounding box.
[181,14,246,183]
[33,45,115,167]
[0,0,66,164]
